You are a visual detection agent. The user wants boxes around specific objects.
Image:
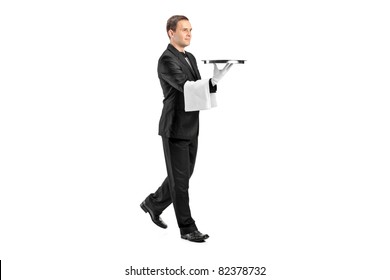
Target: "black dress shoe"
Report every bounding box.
[140,201,167,229]
[181,230,209,242]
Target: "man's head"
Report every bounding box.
[166,15,192,52]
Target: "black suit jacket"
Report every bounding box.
[158,44,216,139]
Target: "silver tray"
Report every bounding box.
[202,59,246,64]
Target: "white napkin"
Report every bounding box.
[184,79,217,112]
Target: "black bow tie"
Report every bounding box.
[181,52,188,58]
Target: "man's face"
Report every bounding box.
[171,20,192,48]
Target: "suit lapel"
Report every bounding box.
[167,44,198,80]
[187,55,201,80]
[179,55,197,79]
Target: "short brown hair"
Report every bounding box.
[166,15,189,38]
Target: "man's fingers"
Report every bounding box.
[223,63,233,72]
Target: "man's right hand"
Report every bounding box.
[212,63,233,85]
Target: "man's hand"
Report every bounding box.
[212,63,233,85]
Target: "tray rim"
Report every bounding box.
[202,59,246,64]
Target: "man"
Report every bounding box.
[140,15,232,242]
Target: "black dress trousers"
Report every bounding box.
[146,136,198,235]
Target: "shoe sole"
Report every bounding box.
[140,202,148,213]
[181,235,209,242]
[140,202,167,229]
[181,236,207,242]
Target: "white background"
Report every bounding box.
[1,0,389,279]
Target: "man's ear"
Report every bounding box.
[168,30,174,39]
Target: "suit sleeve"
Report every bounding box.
[158,56,188,92]
[209,79,217,93]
